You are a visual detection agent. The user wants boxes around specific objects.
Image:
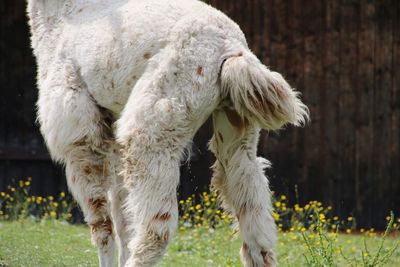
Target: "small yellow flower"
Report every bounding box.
[195,204,201,210]
[179,200,184,204]
[347,216,353,221]
[60,191,65,198]
[50,211,57,217]
[280,195,286,200]
[275,201,281,208]
[48,196,54,201]
[346,229,352,234]
[19,180,24,187]
[333,216,339,221]
[10,187,15,192]
[25,181,31,187]
[272,212,280,221]
[0,192,5,197]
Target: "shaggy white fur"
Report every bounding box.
[27,0,309,266]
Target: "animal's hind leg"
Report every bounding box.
[116,74,195,267]
[210,106,277,267]
[37,65,117,266]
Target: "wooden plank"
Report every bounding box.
[321,0,341,210]
[300,0,323,201]
[338,0,358,217]
[284,0,305,203]
[390,0,400,218]
[355,0,376,228]
[373,0,394,227]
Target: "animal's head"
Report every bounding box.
[220,50,309,130]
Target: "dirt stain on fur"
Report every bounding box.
[153,212,171,221]
[143,52,151,59]
[197,66,204,76]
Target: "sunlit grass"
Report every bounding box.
[0,178,399,266]
[0,220,399,267]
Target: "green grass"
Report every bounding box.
[0,221,399,267]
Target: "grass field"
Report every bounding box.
[0,220,399,267]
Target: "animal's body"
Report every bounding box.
[27,0,309,266]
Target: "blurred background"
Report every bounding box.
[0,0,398,229]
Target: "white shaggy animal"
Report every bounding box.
[27,0,309,266]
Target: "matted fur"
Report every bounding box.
[27,0,309,266]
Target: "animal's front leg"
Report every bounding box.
[210,108,277,267]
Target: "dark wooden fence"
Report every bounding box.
[1,0,399,228]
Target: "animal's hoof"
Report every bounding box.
[261,249,277,267]
[240,243,277,267]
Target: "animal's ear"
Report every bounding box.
[220,51,309,130]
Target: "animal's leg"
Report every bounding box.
[117,125,184,266]
[116,93,193,267]
[109,173,131,267]
[37,64,117,266]
[65,145,116,267]
[210,107,277,267]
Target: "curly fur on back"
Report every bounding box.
[27,1,308,266]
